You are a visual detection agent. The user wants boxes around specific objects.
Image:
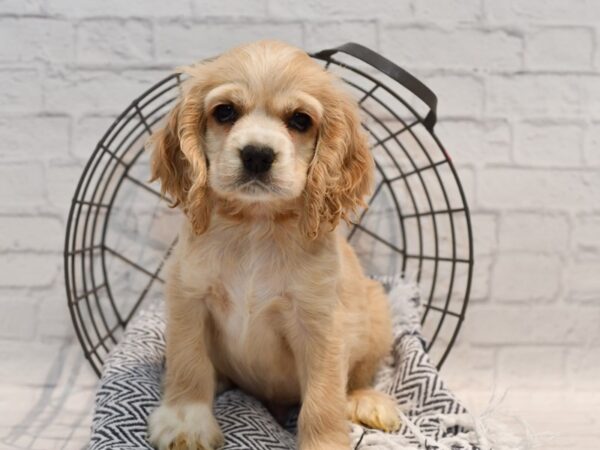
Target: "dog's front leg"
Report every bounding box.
[148,288,223,450]
[291,304,349,450]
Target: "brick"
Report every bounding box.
[381,26,522,71]
[46,162,85,210]
[525,27,593,71]
[437,120,511,165]
[488,74,600,119]
[0,0,43,14]
[491,253,561,302]
[462,305,598,345]
[486,74,586,117]
[497,347,566,388]
[485,0,600,24]
[442,346,496,391]
[44,70,165,115]
[155,22,304,63]
[565,259,600,302]
[472,213,498,256]
[568,347,600,389]
[304,21,378,53]
[499,213,570,252]
[487,74,585,118]
[514,121,583,166]
[596,36,600,74]
[414,0,483,22]
[37,299,77,340]
[72,115,114,160]
[0,18,73,63]
[584,122,600,165]
[453,166,476,209]
[267,0,411,19]
[76,19,153,65]
[574,214,600,252]
[0,295,37,340]
[28,283,75,339]
[0,116,70,161]
[0,254,59,287]
[469,255,492,301]
[193,0,268,17]
[0,217,63,252]
[0,69,42,112]
[478,168,600,210]
[427,75,484,118]
[0,164,45,209]
[582,75,600,118]
[46,0,192,17]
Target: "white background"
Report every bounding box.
[0,0,599,448]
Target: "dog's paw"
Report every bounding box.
[347,389,401,433]
[148,402,224,450]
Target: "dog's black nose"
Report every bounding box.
[240,145,275,174]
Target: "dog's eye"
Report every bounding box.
[288,112,312,132]
[213,104,238,123]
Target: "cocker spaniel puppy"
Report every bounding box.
[147,40,399,450]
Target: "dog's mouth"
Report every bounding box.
[218,168,297,201]
[235,177,283,198]
[239,178,270,192]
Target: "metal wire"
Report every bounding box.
[64,51,474,377]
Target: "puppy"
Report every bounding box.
[147,40,399,450]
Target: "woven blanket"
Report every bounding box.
[89,278,484,450]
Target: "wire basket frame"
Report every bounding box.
[64,43,474,377]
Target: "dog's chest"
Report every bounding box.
[184,228,295,348]
[176,223,338,401]
[197,232,301,396]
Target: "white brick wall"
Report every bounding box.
[1,0,598,393]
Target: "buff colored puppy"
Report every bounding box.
[147,40,399,450]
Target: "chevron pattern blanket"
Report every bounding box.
[89,278,482,450]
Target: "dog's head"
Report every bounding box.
[150,40,373,238]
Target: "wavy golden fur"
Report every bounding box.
[147,41,398,450]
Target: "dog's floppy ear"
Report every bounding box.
[300,89,374,239]
[149,81,211,234]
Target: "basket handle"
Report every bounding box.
[311,42,438,131]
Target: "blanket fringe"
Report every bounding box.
[350,393,541,450]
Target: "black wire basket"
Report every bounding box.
[64,43,474,377]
